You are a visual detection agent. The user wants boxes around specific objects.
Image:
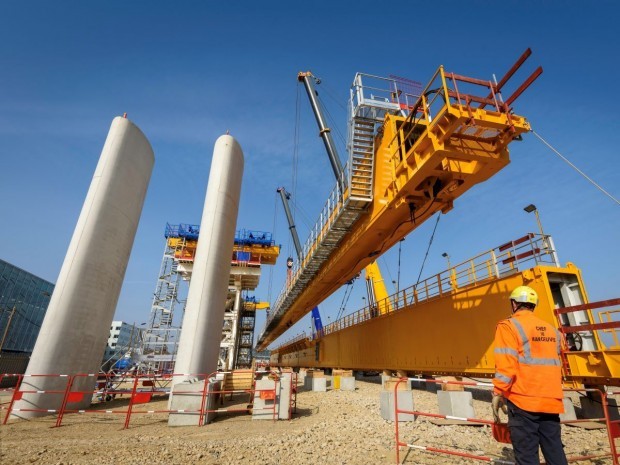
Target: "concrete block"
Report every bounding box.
[304,376,327,391]
[380,390,416,422]
[560,398,577,422]
[332,373,352,390]
[253,372,292,420]
[340,377,356,391]
[437,391,475,419]
[168,379,220,426]
[579,396,620,421]
[312,377,327,392]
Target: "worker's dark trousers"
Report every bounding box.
[507,400,568,465]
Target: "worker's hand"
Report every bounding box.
[492,394,507,423]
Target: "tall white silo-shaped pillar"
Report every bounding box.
[173,135,244,383]
[11,116,154,419]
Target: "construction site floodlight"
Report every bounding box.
[523,204,537,213]
[442,252,449,258]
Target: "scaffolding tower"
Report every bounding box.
[236,298,257,368]
[140,224,279,372]
[140,224,196,372]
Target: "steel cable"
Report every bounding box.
[415,213,441,285]
[532,129,619,206]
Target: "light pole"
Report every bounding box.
[441,252,452,270]
[0,289,49,352]
[523,204,546,238]
[0,306,16,351]
[397,238,405,294]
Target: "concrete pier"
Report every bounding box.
[168,135,243,422]
[12,116,154,418]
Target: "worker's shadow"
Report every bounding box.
[292,405,319,418]
[400,443,514,464]
[498,446,515,462]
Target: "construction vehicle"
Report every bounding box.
[260,51,620,387]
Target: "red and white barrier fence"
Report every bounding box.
[393,377,619,464]
[1,370,285,429]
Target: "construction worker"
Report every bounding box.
[492,285,568,465]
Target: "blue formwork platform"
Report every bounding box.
[164,223,275,247]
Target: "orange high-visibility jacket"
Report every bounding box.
[493,309,564,413]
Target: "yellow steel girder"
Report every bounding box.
[259,65,531,350]
[271,261,620,387]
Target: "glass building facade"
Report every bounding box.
[0,259,54,353]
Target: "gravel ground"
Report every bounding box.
[0,375,613,465]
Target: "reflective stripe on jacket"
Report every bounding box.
[493,309,564,414]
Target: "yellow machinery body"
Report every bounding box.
[365,261,392,315]
[167,237,280,266]
[245,301,271,311]
[259,63,535,349]
[270,235,620,386]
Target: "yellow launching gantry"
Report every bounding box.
[257,49,543,350]
[270,233,620,387]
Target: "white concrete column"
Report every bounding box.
[12,116,154,418]
[173,135,243,383]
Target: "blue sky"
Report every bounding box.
[1,1,618,347]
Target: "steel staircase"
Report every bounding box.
[348,117,375,205]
